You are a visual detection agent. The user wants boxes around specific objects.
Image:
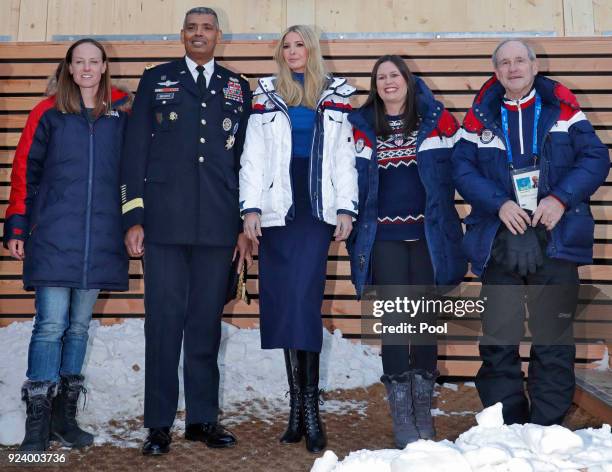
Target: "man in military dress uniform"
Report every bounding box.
[120,7,252,455]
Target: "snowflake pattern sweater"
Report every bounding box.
[376,116,426,241]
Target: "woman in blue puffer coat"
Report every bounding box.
[3,38,131,452]
[347,55,467,448]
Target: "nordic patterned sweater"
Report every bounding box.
[375,116,426,241]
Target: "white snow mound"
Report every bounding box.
[311,403,612,472]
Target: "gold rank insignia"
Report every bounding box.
[225,134,235,150]
[145,63,155,70]
[169,112,178,121]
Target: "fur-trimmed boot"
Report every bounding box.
[49,374,94,448]
[412,370,438,440]
[381,373,419,448]
[280,349,304,444]
[19,381,56,451]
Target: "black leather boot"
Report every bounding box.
[19,381,56,451]
[280,349,304,444]
[300,351,327,453]
[50,374,94,448]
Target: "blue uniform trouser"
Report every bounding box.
[27,287,99,382]
[477,249,579,426]
[143,242,234,428]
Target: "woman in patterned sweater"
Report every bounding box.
[348,55,467,448]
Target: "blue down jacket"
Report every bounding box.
[452,75,610,276]
[347,77,467,297]
[3,88,131,290]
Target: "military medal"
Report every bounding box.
[169,112,178,121]
[223,118,232,131]
[225,134,235,150]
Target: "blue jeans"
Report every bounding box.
[27,287,100,382]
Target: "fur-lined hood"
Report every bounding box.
[45,74,133,112]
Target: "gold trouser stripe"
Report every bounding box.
[122,198,144,214]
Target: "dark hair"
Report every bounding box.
[55,38,112,118]
[363,55,419,137]
[184,7,219,28]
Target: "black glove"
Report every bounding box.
[494,227,544,276]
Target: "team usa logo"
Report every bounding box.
[355,138,365,153]
[480,129,494,144]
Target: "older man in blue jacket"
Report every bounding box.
[453,39,609,426]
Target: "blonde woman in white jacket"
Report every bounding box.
[239,25,358,453]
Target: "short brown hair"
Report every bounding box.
[55,38,112,118]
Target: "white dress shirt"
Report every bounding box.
[185,55,214,87]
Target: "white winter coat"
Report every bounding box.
[239,76,358,227]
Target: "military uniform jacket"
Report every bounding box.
[121,58,251,246]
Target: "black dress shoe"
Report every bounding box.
[142,427,171,455]
[185,422,237,448]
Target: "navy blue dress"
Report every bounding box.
[258,79,334,352]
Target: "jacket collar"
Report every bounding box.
[257,74,345,97]
[473,74,560,124]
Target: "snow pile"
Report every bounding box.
[0,319,381,446]
[311,403,612,472]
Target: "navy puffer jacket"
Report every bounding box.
[347,77,468,298]
[3,87,131,290]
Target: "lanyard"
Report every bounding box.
[500,93,541,169]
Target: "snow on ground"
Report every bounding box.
[311,403,612,472]
[0,319,382,446]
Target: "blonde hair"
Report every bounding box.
[273,25,326,109]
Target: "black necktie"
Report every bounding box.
[196,65,206,95]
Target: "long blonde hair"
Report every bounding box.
[273,25,326,109]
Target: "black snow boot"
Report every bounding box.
[50,374,94,448]
[381,373,419,448]
[19,381,56,451]
[280,349,304,444]
[299,351,327,453]
[412,370,438,440]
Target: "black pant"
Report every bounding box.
[371,239,437,375]
[477,245,579,426]
[143,242,234,428]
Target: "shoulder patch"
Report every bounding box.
[353,129,372,151]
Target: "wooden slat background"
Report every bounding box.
[0,38,610,376]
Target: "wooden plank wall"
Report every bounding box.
[4,0,612,40]
[0,37,610,377]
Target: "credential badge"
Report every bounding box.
[223,118,232,131]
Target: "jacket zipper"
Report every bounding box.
[83,122,95,288]
[309,88,334,220]
[267,91,295,221]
